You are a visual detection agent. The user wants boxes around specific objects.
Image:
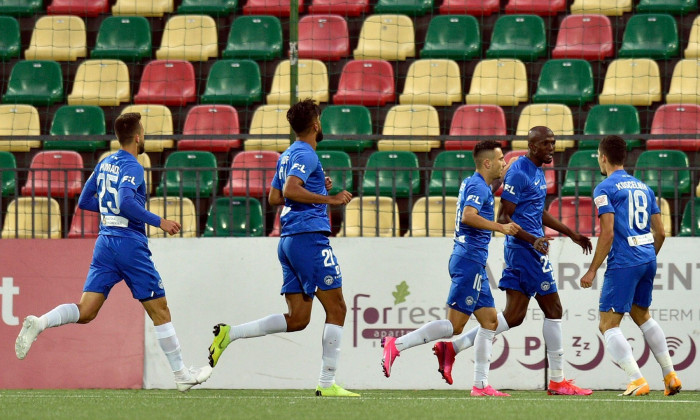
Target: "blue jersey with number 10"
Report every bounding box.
[452,173,494,266]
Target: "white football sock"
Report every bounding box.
[395,319,453,352]
[543,318,564,382]
[473,327,496,389]
[39,303,79,330]
[230,314,287,341]
[319,324,343,388]
[154,322,186,374]
[604,327,643,381]
[453,312,509,354]
[639,318,675,377]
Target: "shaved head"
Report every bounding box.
[528,126,553,145]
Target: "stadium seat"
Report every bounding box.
[445,105,507,151]
[156,151,218,198]
[177,0,238,15]
[439,0,499,15]
[634,150,691,198]
[513,104,576,152]
[47,0,109,16]
[267,59,329,104]
[399,59,462,106]
[561,150,605,196]
[98,150,152,194]
[656,197,673,236]
[0,151,17,197]
[44,105,107,152]
[67,59,130,106]
[333,60,395,106]
[109,105,174,152]
[409,196,458,237]
[0,105,41,152]
[599,59,661,106]
[91,16,152,62]
[21,150,83,198]
[0,0,43,16]
[504,0,566,15]
[618,14,679,59]
[545,197,600,237]
[203,197,264,237]
[581,105,642,150]
[156,15,218,61]
[465,59,528,106]
[532,59,594,106]
[308,0,370,16]
[222,150,279,197]
[112,0,174,16]
[362,151,420,197]
[486,15,546,61]
[685,16,700,58]
[245,105,291,151]
[552,14,614,60]
[637,0,698,15]
[679,198,700,236]
[377,105,441,152]
[496,150,556,195]
[317,150,353,195]
[178,105,241,152]
[222,16,283,61]
[146,197,198,238]
[338,196,399,237]
[2,60,63,106]
[570,0,632,16]
[0,16,20,61]
[1,197,62,239]
[374,0,433,16]
[317,105,373,152]
[354,15,415,61]
[646,104,700,151]
[298,14,350,61]
[420,15,480,60]
[242,0,303,16]
[133,60,196,106]
[666,59,700,105]
[67,205,100,239]
[25,15,87,61]
[428,150,476,196]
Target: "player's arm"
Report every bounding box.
[649,213,665,255]
[77,173,99,212]
[283,175,352,205]
[462,205,519,235]
[580,213,614,288]
[543,210,592,254]
[117,187,181,235]
[497,199,549,252]
[268,187,285,206]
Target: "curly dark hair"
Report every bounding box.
[114,112,142,145]
[286,98,321,136]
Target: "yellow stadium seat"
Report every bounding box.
[98,150,153,194]
[338,196,399,237]
[666,59,700,105]
[266,59,329,104]
[67,59,130,106]
[409,196,458,237]
[599,59,661,106]
[24,15,87,61]
[378,105,441,152]
[0,105,40,152]
[685,16,700,59]
[513,104,575,152]
[245,105,292,152]
[146,197,198,238]
[494,196,504,237]
[109,105,174,152]
[399,59,462,106]
[657,197,672,236]
[354,14,415,61]
[465,59,528,106]
[570,0,632,16]
[112,0,174,17]
[1,197,61,239]
[155,15,218,61]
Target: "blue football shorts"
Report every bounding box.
[278,232,342,297]
[498,245,557,298]
[446,254,495,316]
[599,260,656,313]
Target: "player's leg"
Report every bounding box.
[534,291,565,383]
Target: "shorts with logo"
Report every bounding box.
[446,254,495,316]
[498,245,557,298]
[599,260,656,313]
[278,232,342,297]
[84,235,165,301]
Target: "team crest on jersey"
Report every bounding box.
[540,281,550,291]
[594,194,609,209]
[158,279,164,290]
[465,296,475,307]
[324,275,334,285]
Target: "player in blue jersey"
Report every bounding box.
[15,113,212,391]
[580,135,681,396]
[381,140,520,396]
[207,99,358,397]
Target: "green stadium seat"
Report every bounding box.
[633,150,691,198]
[0,0,43,16]
[486,15,547,61]
[561,150,605,196]
[374,0,433,16]
[362,151,420,198]
[222,16,283,61]
[420,15,480,60]
[2,61,63,106]
[581,105,642,150]
[91,16,152,62]
[177,0,238,15]
[637,0,697,15]
[0,16,20,61]
[156,151,219,198]
[618,14,679,59]
[201,59,262,106]
[429,151,476,196]
[0,150,16,197]
[679,198,700,236]
[316,151,353,195]
[317,105,373,152]
[203,197,264,237]
[45,105,107,152]
[533,59,594,106]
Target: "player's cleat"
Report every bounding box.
[381,336,400,378]
[664,371,682,396]
[470,385,511,397]
[175,365,213,392]
[620,378,650,397]
[432,341,456,385]
[15,315,42,360]
[547,379,593,396]
[315,384,360,397]
[208,323,231,367]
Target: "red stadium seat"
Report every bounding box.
[47,0,109,16]
[307,0,370,16]
[133,60,196,106]
[333,60,395,106]
[552,14,614,60]
[223,151,280,197]
[504,0,566,15]
[445,105,507,150]
[178,105,241,152]
[646,104,700,152]
[298,15,349,61]
[439,0,499,15]
[495,150,556,196]
[243,0,304,17]
[67,204,100,238]
[545,196,600,237]
[21,151,83,198]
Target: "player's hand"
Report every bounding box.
[160,218,181,236]
[325,176,333,192]
[328,190,352,205]
[533,236,553,254]
[580,270,595,289]
[572,233,593,255]
[500,222,521,236]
